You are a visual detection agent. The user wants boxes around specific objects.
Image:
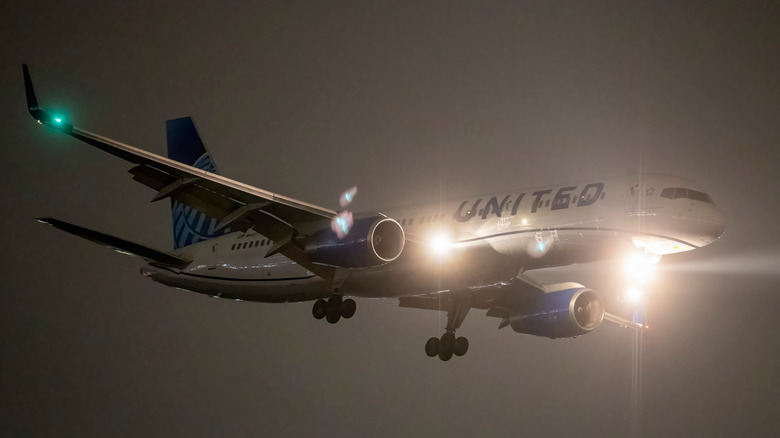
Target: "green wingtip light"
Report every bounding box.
[54,117,62,123]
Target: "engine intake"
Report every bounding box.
[304,216,405,268]
[510,288,604,338]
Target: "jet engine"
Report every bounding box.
[510,288,604,338]
[304,216,405,268]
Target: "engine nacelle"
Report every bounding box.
[510,288,604,338]
[304,216,405,268]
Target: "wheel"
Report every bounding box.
[325,310,341,324]
[425,337,440,357]
[454,337,469,356]
[440,332,456,354]
[312,299,327,320]
[326,296,341,314]
[438,349,453,361]
[341,299,356,318]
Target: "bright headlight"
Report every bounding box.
[429,233,451,256]
[624,252,659,283]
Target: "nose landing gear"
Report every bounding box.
[312,295,356,324]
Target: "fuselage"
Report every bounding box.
[142,173,726,302]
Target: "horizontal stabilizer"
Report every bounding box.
[37,217,191,269]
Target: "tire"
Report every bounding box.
[440,332,456,354]
[312,299,327,320]
[425,337,440,357]
[438,350,453,361]
[326,296,341,314]
[341,299,357,319]
[454,337,469,356]
[325,310,341,324]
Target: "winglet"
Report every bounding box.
[22,64,72,132]
[23,64,43,119]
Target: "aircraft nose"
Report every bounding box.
[700,205,727,244]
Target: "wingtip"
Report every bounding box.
[22,67,74,132]
[36,217,54,225]
[23,63,47,122]
[23,64,38,107]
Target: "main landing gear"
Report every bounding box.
[424,295,472,361]
[312,295,356,324]
[425,332,469,361]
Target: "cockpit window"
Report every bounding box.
[660,187,713,203]
[687,190,713,203]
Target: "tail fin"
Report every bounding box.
[166,117,226,249]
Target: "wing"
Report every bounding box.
[603,312,646,330]
[37,217,191,269]
[24,64,339,281]
[400,274,647,331]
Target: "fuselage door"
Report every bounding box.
[208,243,218,270]
[624,183,641,215]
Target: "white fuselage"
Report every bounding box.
[142,174,725,302]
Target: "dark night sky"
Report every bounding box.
[2,1,779,437]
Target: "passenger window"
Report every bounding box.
[400,219,406,226]
[409,218,414,226]
[242,242,248,249]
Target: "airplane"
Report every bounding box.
[23,65,726,361]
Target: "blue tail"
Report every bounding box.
[166,117,227,249]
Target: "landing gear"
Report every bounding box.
[425,333,469,361]
[425,294,472,361]
[312,295,356,324]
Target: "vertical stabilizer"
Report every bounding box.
[166,117,226,249]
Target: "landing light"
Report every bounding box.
[54,117,62,123]
[429,233,451,256]
[626,287,643,303]
[624,252,659,283]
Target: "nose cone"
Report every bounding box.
[697,205,727,245]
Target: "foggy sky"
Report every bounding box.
[2,1,779,437]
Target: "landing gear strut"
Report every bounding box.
[312,295,356,324]
[425,295,471,361]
